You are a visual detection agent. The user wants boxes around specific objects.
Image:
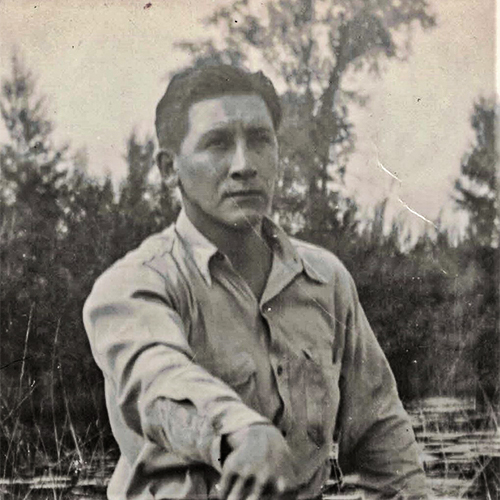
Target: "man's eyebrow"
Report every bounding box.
[198,122,273,141]
[246,125,274,134]
[197,128,232,144]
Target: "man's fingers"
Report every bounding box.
[276,476,286,494]
[227,475,250,500]
[219,472,296,500]
[280,484,299,500]
[246,474,291,500]
[245,478,266,500]
[219,471,293,500]
[218,426,299,499]
[218,470,236,500]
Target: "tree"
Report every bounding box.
[112,132,178,258]
[177,0,435,233]
[454,98,499,413]
[0,57,179,476]
[455,98,498,247]
[0,53,77,470]
[0,53,70,354]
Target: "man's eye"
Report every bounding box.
[205,135,232,150]
[248,131,273,147]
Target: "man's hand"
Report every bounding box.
[218,424,299,500]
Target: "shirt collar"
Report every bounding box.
[262,219,329,285]
[300,254,330,284]
[175,210,329,286]
[175,210,219,285]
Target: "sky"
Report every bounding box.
[0,0,496,234]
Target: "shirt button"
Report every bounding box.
[277,365,283,376]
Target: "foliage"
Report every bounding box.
[0,55,72,448]
[455,98,498,247]
[0,57,177,475]
[114,132,178,255]
[453,98,499,411]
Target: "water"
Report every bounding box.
[409,396,500,499]
[1,397,498,499]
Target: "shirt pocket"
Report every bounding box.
[301,346,339,446]
[217,351,257,398]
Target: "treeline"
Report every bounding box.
[1,53,498,476]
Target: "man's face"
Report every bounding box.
[173,93,279,230]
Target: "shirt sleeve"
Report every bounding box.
[336,274,429,499]
[83,261,270,471]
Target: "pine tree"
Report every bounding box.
[455,98,498,247]
[454,98,499,413]
[0,53,75,469]
[0,53,69,355]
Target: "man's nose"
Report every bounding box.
[229,139,257,180]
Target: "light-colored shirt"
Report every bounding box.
[83,210,428,500]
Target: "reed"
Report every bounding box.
[1,316,498,499]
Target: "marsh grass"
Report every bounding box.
[1,321,498,499]
[411,396,500,499]
[1,316,116,499]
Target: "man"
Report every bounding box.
[83,65,428,500]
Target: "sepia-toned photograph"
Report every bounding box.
[0,0,498,499]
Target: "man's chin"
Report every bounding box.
[223,211,265,231]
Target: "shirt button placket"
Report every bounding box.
[262,304,281,377]
[262,303,289,420]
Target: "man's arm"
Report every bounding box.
[336,275,428,499]
[83,261,298,498]
[83,262,269,468]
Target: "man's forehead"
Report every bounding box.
[187,93,274,131]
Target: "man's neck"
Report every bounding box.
[183,204,273,299]
[223,230,273,301]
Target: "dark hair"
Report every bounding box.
[155,65,282,153]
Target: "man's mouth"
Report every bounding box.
[225,190,267,200]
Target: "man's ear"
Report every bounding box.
[156,149,176,179]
